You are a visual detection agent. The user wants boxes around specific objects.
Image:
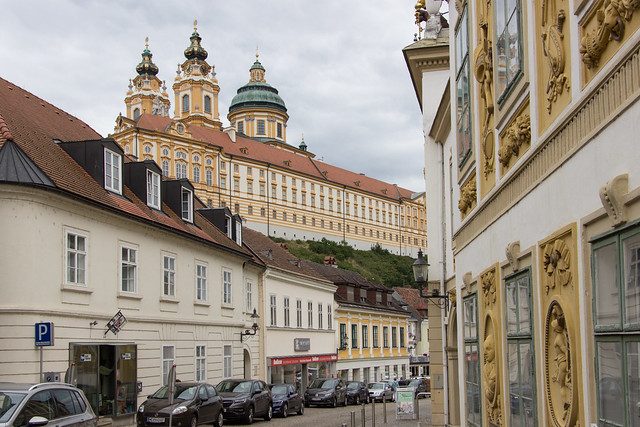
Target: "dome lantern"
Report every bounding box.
[136,37,159,77]
[184,20,208,61]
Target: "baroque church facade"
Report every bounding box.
[111,23,427,256]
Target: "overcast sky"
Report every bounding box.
[1,1,446,192]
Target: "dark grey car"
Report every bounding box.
[216,379,272,424]
[346,381,369,405]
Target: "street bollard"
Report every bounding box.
[351,410,355,427]
[382,395,387,424]
[361,403,366,427]
[342,424,347,427]
[372,397,376,427]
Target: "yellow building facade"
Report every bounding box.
[112,25,427,256]
[407,0,640,426]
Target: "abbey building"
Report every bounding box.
[112,23,426,256]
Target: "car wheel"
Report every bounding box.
[281,402,288,418]
[332,396,338,408]
[263,404,272,421]
[245,406,254,424]
[297,402,304,415]
[355,395,360,405]
[343,395,348,406]
[213,411,224,427]
[189,415,197,427]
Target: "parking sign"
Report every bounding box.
[35,322,54,346]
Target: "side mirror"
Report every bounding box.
[27,416,49,427]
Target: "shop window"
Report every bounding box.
[69,343,137,417]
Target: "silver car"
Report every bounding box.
[0,382,97,427]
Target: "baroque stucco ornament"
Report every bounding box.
[458,177,477,214]
[474,0,495,179]
[545,302,574,426]
[543,239,572,294]
[599,173,629,226]
[580,0,640,68]
[498,114,531,167]
[481,270,496,305]
[541,1,570,113]
[483,316,502,424]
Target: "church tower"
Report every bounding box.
[172,21,221,129]
[228,51,289,142]
[124,38,171,120]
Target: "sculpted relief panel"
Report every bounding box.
[537,0,572,131]
[539,226,584,427]
[498,103,531,173]
[481,266,503,425]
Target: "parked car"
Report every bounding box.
[216,379,272,424]
[408,378,430,398]
[345,381,369,405]
[136,381,223,427]
[0,382,98,427]
[304,378,347,407]
[380,380,399,401]
[367,382,394,402]
[270,384,303,418]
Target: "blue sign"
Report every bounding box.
[35,322,54,347]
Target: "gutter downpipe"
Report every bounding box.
[438,140,449,426]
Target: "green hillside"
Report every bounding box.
[270,237,417,288]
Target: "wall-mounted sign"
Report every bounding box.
[106,310,127,335]
[270,353,337,366]
[80,354,92,362]
[294,338,310,351]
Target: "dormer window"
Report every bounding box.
[235,219,242,245]
[146,169,161,209]
[181,187,193,222]
[224,215,232,238]
[104,148,122,194]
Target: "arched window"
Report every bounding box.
[206,169,213,186]
[193,166,200,183]
[133,108,140,119]
[204,96,211,113]
[182,94,190,112]
[162,160,169,177]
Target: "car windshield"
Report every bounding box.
[150,384,198,400]
[216,381,253,393]
[271,385,288,395]
[368,383,384,390]
[0,392,26,423]
[347,382,360,389]
[409,380,420,386]
[309,379,337,389]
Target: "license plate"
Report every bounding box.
[312,398,322,401]
[147,417,164,423]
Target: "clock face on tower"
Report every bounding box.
[136,80,143,89]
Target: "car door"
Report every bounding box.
[252,381,267,415]
[195,385,214,423]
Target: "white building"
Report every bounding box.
[0,77,264,425]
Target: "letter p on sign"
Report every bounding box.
[35,322,54,346]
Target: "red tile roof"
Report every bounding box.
[393,286,429,311]
[0,77,251,257]
[132,114,420,201]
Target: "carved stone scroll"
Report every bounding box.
[505,241,521,271]
[599,173,629,226]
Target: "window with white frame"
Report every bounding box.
[220,177,226,189]
[181,187,193,222]
[383,326,389,348]
[392,326,397,348]
[373,325,379,348]
[495,0,523,101]
[104,148,122,194]
[162,160,169,177]
[223,345,232,378]
[196,263,207,301]
[318,303,323,329]
[351,323,358,348]
[193,166,200,183]
[206,169,213,186]
[308,301,313,328]
[257,120,265,135]
[223,269,232,305]
[327,304,332,329]
[284,297,290,327]
[65,231,87,285]
[246,281,253,312]
[163,255,176,297]
[270,295,277,326]
[121,245,137,293]
[176,162,187,179]
[162,345,175,386]
[195,345,206,381]
[296,300,303,328]
[146,169,160,209]
[362,325,369,348]
[400,326,405,347]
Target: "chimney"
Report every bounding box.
[223,126,236,143]
[324,256,337,268]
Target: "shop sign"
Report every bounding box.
[106,310,127,335]
[121,353,132,360]
[294,338,310,351]
[270,353,338,366]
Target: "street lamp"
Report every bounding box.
[413,249,449,314]
[240,308,260,342]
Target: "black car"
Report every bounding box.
[216,379,272,424]
[408,378,430,398]
[345,381,369,405]
[304,378,347,407]
[136,382,223,427]
[270,384,304,418]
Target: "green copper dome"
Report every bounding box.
[229,59,286,113]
